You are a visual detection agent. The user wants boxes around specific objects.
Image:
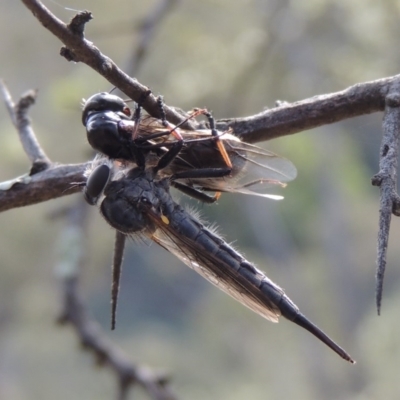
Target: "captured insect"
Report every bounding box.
[82,92,297,203]
[84,144,355,364]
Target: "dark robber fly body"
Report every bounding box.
[82,92,297,203]
[84,142,355,364]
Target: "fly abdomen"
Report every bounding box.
[215,245,242,271]
[260,279,299,319]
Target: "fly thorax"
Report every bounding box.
[100,193,154,234]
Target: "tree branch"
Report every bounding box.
[0,83,87,211]
[0,81,51,171]
[371,82,400,314]
[217,75,393,143]
[0,163,86,212]
[21,0,195,129]
[2,70,400,212]
[4,2,400,217]
[21,0,400,147]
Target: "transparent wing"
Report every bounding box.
[226,140,297,183]
[194,139,297,197]
[135,118,297,198]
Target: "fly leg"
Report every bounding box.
[155,96,233,169]
[156,95,185,144]
[150,127,231,182]
[153,141,184,172]
[195,108,232,170]
[170,181,220,203]
[151,98,234,202]
[151,122,232,203]
[187,108,233,202]
[130,90,152,168]
[131,89,152,139]
[170,167,232,203]
[158,98,233,171]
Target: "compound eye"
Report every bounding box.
[84,164,111,205]
[122,106,132,117]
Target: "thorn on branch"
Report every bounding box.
[373,80,400,314]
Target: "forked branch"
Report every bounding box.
[21,0,398,144]
[21,0,195,129]
[0,82,86,211]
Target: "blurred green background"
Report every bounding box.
[1,0,400,399]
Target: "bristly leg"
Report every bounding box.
[131,89,152,140]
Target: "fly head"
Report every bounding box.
[83,95,139,160]
[82,92,131,125]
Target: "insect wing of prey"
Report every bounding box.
[82,93,297,199]
[138,114,298,195]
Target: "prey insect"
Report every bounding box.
[82,92,297,203]
[84,145,355,364]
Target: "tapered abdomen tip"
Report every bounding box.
[293,313,355,364]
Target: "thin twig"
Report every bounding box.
[4,13,400,215]
[20,0,400,145]
[0,73,399,212]
[371,81,400,314]
[216,75,395,143]
[0,82,86,211]
[0,81,51,171]
[21,0,195,129]
[55,199,177,400]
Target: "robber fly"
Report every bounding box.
[82,92,297,203]
[83,145,355,364]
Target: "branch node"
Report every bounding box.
[392,193,400,216]
[100,58,113,73]
[386,92,400,107]
[371,173,384,186]
[67,11,93,37]
[15,89,37,128]
[60,46,78,62]
[30,160,50,175]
